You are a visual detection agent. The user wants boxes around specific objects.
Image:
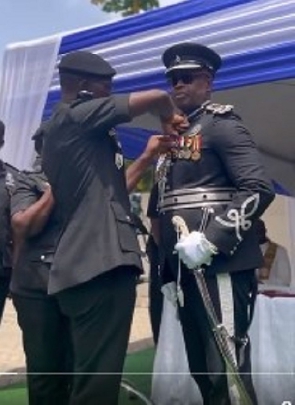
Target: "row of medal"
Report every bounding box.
[170,133,201,161]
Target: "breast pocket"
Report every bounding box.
[26,248,55,264]
[110,201,140,253]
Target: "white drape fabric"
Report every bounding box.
[0,35,61,170]
[151,297,202,405]
[249,293,295,405]
[153,293,295,405]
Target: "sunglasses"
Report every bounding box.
[167,72,209,87]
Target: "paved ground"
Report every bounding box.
[0,281,152,386]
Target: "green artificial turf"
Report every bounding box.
[0,347,155,405]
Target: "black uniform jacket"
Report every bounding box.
[158,103,275,275]
[0,161,18,278]
[10,167,60,297]
[42,95,142,294]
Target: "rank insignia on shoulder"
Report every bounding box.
[206,103,233,115]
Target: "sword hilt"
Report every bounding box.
[172,215,190,238]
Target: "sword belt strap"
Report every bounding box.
[159,187,235,213]
[217,273,236,361]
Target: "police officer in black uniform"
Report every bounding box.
[0,120,18,323]
[155,43,275,405]
[10,126,73,405]
[41,50,183,405]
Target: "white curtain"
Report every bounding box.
[249,294,295,405]
[0,35,61,170]
[151,297,202,405]
[153,294,295,405]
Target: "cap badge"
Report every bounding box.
[175,55,181,64]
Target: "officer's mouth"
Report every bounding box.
[174,92,187,100]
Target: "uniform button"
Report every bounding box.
[40,255,45,261]
[126,215,131,221]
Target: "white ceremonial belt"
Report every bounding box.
[159,187,235,213]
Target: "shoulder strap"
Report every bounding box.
[205,103,234,115]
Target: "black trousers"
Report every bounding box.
[12,293,73,405]
[146,237,163,345]
[56,266,137,405]
[0,275,10,322]
[172,265,258,405]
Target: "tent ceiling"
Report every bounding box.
[214,79,295,163]
[215,79,295,195]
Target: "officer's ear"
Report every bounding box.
[203,73,213,97]
[203,73,213,87]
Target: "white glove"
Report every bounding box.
[161,281,178,307]
[174,231,217,269]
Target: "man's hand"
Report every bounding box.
[161,113,189,136]
[11,182,55,239]
[144,134,177,160]
[42,183,55,206]
[126,135,176,192]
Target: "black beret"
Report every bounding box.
[162,42,222,75]
[58,51,116,78]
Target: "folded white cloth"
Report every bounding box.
[161,281,178,307]
[175,231,217,269]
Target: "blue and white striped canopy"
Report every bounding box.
[43,0,295,162]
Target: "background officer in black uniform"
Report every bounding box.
[10,127,73,405]
[41,50,183,405]
[156,43,275,405]
[0,120,18,323]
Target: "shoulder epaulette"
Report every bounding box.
[205,103,234,115]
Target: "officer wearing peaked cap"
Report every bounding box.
[162,42,222,75]
[41,50,184,404]
[152,42,275,404]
